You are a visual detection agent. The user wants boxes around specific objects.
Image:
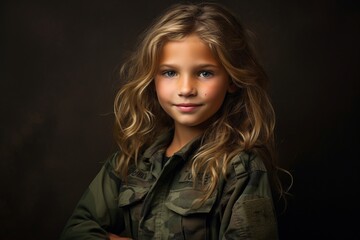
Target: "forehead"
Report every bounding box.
[158,34,219,65]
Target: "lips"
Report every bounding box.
[174,103,202,112]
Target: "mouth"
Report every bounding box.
[174,103,202,112]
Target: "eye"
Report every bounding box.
[198,71,214,78]
[162,70,177,78]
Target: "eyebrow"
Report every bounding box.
[158,64,220,69]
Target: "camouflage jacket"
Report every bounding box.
[60,132,278,240]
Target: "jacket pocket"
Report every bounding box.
[165,187,217,239]
[118,185,149,239]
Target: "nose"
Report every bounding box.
[178,75,197,97]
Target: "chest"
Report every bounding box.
[117,155,218,240]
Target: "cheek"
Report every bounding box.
[155,80,164,95]
[155,80,172,102]
[203,83,228,103]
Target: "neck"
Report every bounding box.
[166,125,204,157]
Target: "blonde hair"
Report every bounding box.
[114,2,287,203]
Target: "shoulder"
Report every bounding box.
[223,151,273,199]
[102,151,121,179]
[228,151,267,179]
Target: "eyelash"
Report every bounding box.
[162,70,177,78]
[198,71,214,78]
[161,70,214,78]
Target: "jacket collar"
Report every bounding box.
[142,129,203,162]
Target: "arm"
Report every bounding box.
[60,153,126,240]
[220,153,279,240]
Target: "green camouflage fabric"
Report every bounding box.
[60,132,278,239]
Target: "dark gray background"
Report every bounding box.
[2,0,359,239]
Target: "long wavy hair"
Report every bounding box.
[114,2,288,203]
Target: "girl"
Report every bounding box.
[60,2,286,240]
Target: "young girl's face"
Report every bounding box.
[155,34,233,131]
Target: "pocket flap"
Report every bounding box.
[118,185,149,207]
[165,188,216,216]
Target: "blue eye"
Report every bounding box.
[199,71,213,78]
[162,70,177,78]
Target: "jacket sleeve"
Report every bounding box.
[59,152,125,240]
[220,153,279,240]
